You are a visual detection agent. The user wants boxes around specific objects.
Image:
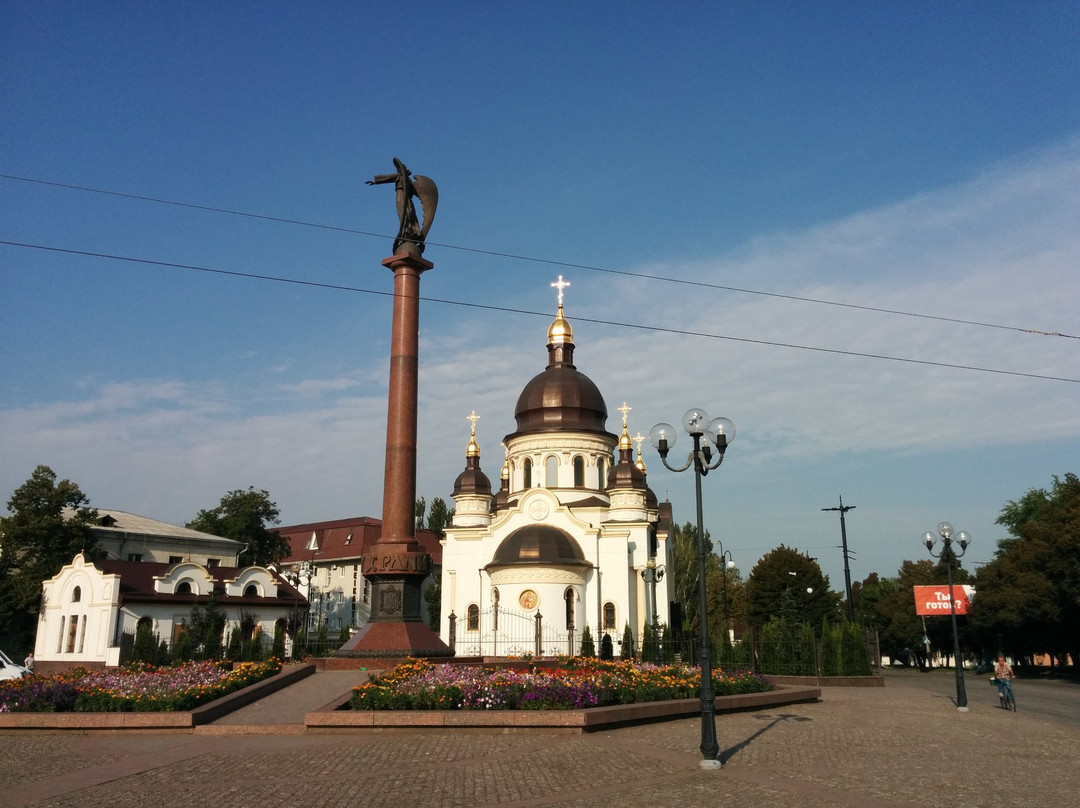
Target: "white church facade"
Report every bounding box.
[439,283,673,657]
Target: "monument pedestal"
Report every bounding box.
[340,547,451,657]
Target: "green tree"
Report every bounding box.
[745,545,839,629]
[641,621,658,663]
[133,621,159,663]
[620,622,635,660]
[579,624,596,657]
[271,622,286,659]
[187,487,290,567]
[851,572,896,632]
[873,558,970,668]
[669,521,721,636]
[188,596,227,660]
[969,473,1080,668]
[0,465,100,654]
[426,497,454,535]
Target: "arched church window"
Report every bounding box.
[603,602,616,630]
[564,588,575,630]
[71,586,81,603]
[546,455,558,487]
[573,456,585,487]
[597,458,606,487]
[244,583,260,597]
[523,458,533,489]
[467,604,480,631]
[176,580,193,595]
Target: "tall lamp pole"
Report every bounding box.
[650,408,735,770]
[922,522,971,711]
[822,496,856,622]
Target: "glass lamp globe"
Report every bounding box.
[956,531,972,548]
[706,416,736,447]
[922,531,936,549]
[648,423,677,452]
[938,521,954,540]
[682,408,710,436]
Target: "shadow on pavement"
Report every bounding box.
[719,712,812,765]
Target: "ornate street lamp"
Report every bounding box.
[922,522,972,711]
[640,557,666,664]
[650,408,735,769]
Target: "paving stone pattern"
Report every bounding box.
[2,670,1076,807]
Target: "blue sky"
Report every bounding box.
[3,2,1079,590]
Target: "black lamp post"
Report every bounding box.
[650,408,735,769]
[922,522,971,711]
[640,557,666,665]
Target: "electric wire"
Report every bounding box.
[3,239,1078,385]
[3,173,1076,340]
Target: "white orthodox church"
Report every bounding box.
[440,281,673,657]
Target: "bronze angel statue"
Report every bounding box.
[367,157,438,255]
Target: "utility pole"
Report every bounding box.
[822,495,856,622]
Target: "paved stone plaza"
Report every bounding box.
[3,669,1077,807]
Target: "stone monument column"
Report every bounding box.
[341,159,451,657]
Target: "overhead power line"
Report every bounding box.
[2,173,1077,340]
[3,239,1078,385]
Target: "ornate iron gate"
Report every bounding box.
[448,607,577,657]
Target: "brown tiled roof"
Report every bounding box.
[95,559,303,606]
[276,517,443,564]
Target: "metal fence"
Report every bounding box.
[448,607,576,657]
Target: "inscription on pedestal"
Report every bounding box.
[362,552,433,576]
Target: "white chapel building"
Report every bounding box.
[439,285,673,657]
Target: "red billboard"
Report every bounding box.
[913,585,974,616]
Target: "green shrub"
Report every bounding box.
[579,624,596,657]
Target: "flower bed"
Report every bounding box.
[349,657,771,711]
[0,658,283,713]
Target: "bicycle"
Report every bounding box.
[997,678,1016,711]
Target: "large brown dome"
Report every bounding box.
[506,303,615,441]
[487,524,590,569]
[512,365,610,435]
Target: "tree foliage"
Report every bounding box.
[415,496,454,535]
[426,497,454,536]
[745,545,839,629]
[669,521,720,635]
[969,473,1080,668]
[0,466,100,653]
[187,487,290,567]
[870,557,972,668]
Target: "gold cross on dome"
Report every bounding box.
[551,275,571,307]
[466,411,480,436]
[618,402,632,428]
[633,432,646,455]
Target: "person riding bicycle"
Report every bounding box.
[993,655,1014,708]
